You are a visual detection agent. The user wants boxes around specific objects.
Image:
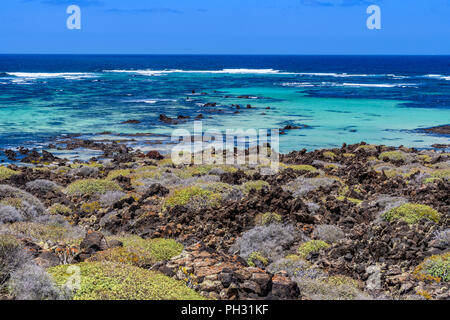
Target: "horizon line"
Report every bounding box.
[1,53,450,56]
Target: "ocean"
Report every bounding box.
[0,54,449,161]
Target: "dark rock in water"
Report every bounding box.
[21,150,41,163]
[18,147,29,155]
[283,124,309,130]
[159,114,178,124]
[195,114,204,119]
[121,119,141,124]
[4,149,17,161]
[431,143,450,149]
[177,115,190,119]
[41,150,59,162]
[246,104,252,109]
[423,124,450,135]
[203,103,217,107]
[146,150,164,160]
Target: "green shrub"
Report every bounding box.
[342,153,356,158]
[163,186,220,210]
[296,275,367,300]
[298,240,330,258]
[70,162,103,169]
[0,234,29,286]
[414,253,449,282]
[80,201,101,214]
[326,275,361,288]
[282,164,317,172]
[48,204,72,216]
[256,212,282,225]
[65,179,122,196]
[48,261,204,300]
[355,144,377,152]
[379,151,408,162]
[88,247,144,267]
[382,203,440,224]
[0,167,19,180]
[175,165,215,178]
[106,169,132,181]
[241,180,269,194]
[0,185,45,220]
[7,222,83,245]
[98,236,184,266]
[336,196,362,205]
[428,169,450,182]
[8,262,66,300]
[247,251,269,267]
[323,151,337,160]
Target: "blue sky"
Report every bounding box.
[0,0,449,54]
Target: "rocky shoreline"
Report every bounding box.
[0,142,449,300]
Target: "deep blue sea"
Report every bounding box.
[0,55,449,161]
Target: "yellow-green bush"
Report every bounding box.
[298,240,330,258]
[336,196,362,205]
[414,253,449,282]
[417,154,432,163]
[327,275,361,288]
[6,222,82,245]
[0,167,19,180]
[298,274,367,300]
[0,197,23,209]
[88,247,144,267]
[342,153,356,158]
[48,261,204,300]
[175,165,215,178]
[379,151,408,162]
[355,144,377,152]
[48,203,72,215]
[255,212,282,225]
[241,180,269,194]
[70,162,103,169]
[80,201,101,214]
[65,179,122,196]
[163,186,220,210]
[106,169,132,181]
[323,151,337,160]
[101,236,184,266]
[382,203,440,224]
[247,251,269,267]
[426,169,450,183]
[281,164,317,172]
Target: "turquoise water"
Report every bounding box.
[0,55,449,160]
